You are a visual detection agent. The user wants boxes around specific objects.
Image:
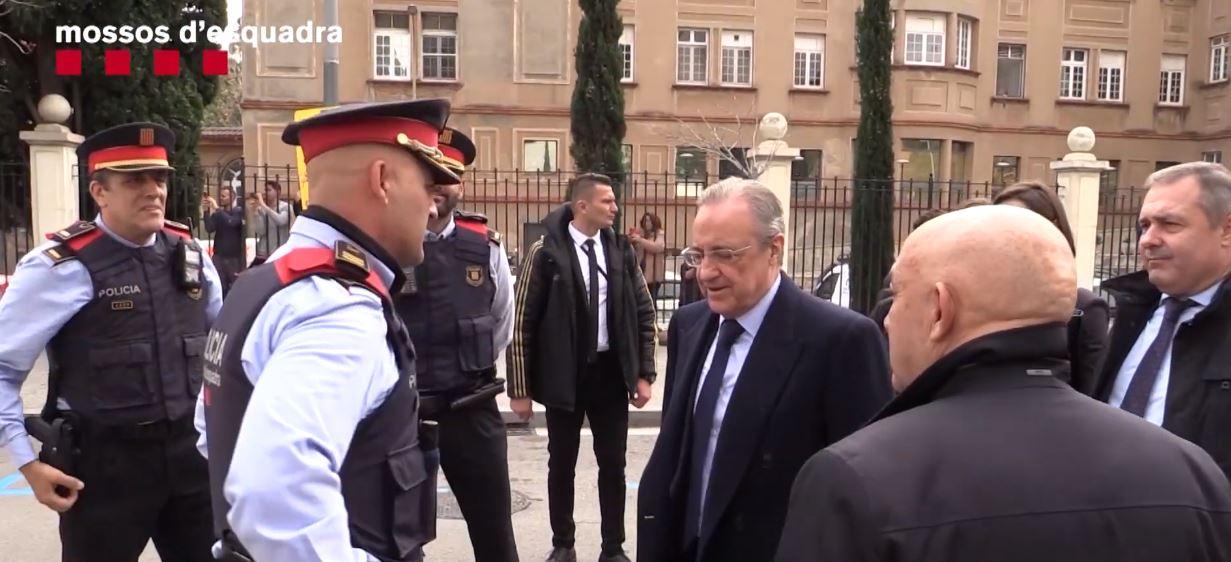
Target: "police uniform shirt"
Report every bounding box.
[0,217,223,468]
[426,215,515,354]
[192,216,404,562]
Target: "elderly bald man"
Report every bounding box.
[775,206,1231,562]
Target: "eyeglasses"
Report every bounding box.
[680,245,754,268]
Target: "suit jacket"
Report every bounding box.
[776,324,1231,562]
[1092,271,1231,477]
[637,274,892,562]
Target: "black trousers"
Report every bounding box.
[60,418,214,562]
[438,396,520,562]
[211,254,245,296]
[545,355,629,555]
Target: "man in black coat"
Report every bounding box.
[636,178,892,562]
[1090,162,1231,478]
[507,174,657,562]
[776,206,1231,561]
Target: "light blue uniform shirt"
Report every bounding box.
[193,216,403,562]
[425,216,515,354]
[0,217,223,468]
[1107,281,1220,426]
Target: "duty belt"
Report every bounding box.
[419,378,506,419]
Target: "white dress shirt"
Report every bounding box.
[568,222,609,352]
[0,217,222,468]
[1107,281,1220,426]
[425,216,516,353]
[193,216,400,562]
[693,274,781,509]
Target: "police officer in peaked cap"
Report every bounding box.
[197,99,456,562]
[0,122,224,561]
[395,127,520,562]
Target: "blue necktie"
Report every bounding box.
[1120,297,1196,416]
[683,319,745,543]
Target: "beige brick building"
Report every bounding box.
[240,0,1230,188]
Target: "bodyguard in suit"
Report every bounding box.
[1092,162,1231,478]
[636,178,892,562]
[508,173,657,562]
[777,206,1231,561]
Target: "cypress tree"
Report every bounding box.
[569,0,626,214]
[850,0,896,314]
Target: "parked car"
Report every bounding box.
[812,258,852,309]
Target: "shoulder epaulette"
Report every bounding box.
[454,209,489,224]
[487,228,502,246]
[162,219,193,240]
[45,221,96,243]
[333,240,372,279]
[43,244,78,265]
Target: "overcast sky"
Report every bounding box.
[222,0,242,48]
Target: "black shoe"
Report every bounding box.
[545,547,577,562]
[598,550,630,562]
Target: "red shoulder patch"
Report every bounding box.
[63,229,104,252]
[273,248,389,297]
[161,220,193,241]
[456,218,487,237]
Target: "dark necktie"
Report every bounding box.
[683,319,745,543]
[583,239,600,363]
[1120,297,1196,417]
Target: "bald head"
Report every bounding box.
[305,143,438,266]
[884,205,1077,391]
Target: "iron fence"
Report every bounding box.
[1,161,32,279]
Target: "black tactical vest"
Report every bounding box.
[44,221,208,425]
[203,242,436,562]
[396,221,498,394]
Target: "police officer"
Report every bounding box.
[196,99,456,561]
[0,122,223,561]
[395,127,519,562]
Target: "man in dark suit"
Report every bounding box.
[508,174,657,562]
[777,206,1231,561]
[1091,162,1231,478]
[636,178,892,562]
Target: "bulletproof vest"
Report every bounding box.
[45,221,208,425]
[203,243,436,562]
[396,223,497,394]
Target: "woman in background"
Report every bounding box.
[630,211,666,300]
[993,181,1110,392]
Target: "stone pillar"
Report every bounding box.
[749,112,800,273]
[19,95,84,239]
[1050,126,1110,290]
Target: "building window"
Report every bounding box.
[720,30,753,86]
[951,141,973,182]
[373,11,412,80]
[1212,35,1229,83]
[421,13,457,80]
[675,147,707,196]
[793,34,825,88]
[619,25,634,82]
[993,155,1019,186]
[996,43,1026,98]
[1059,48,1088,100]
[791,149,823,195]
[677,28,708,84]
[522,140,559,172]
[955,18,973,70]
[1159,54,1186,105]
[901,138,942,181]
[1203,151,1224,164]
[1101,159,1120,193]
[904,14,945,66]
[717,147,750,179]
[1155,161,1181,172]
[1097,50,1125,102]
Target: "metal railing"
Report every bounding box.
[1,161,32,279]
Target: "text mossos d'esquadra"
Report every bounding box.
[55,21,343,48]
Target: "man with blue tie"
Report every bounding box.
[197,99,456,561]
[0,122,224,561]
[1094,161,1231,478]
[637,178,892,562]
